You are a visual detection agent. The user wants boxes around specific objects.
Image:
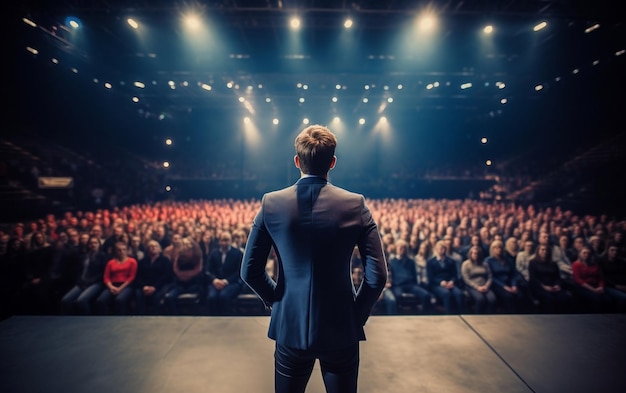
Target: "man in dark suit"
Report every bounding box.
[241,124,388,393]
[205,231,243,315]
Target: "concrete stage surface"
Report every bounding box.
[1,314,625,393]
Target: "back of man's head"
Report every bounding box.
[295,124,337,176]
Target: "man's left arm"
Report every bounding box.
[241,205,276,306]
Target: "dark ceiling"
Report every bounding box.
[16,1,621,109]
[13,0,625,164]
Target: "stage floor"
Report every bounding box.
[1,314,625,393]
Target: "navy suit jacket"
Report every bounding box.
[241,176,387,351]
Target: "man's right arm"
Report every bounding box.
[354,199,387,325]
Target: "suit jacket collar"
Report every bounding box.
[295,176,328,186]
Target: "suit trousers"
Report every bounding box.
[274,342,359,393]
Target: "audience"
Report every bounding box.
[571,245,612,313]
[389,239,432,314]
[485,240,525,313]
[528,244,573,313]
[427,240,465,314]
[205,231,244,316]
[134,240,173,315]
[60,235,107,315]
[20,231,54,314]
[95,241,137,315]
[163,237,204,315]
[461,245,497,314]
[1,197,625,318]
[599,242,626,312]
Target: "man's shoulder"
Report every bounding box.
[327,183,363,198]
[315,183,366,206]
[263,183,364,201]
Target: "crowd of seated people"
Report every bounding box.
[1,198,625,319]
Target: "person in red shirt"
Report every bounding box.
[95,241,137,315]
[572,245,612,313]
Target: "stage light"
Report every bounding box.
[344,18,353,29]
[362,98,369,103]
[165,185,172,192]
[184,14,203,32]
[486,160,492,166]
[481,137,488,144]
[163,161,170,168]
[127,18,139,29]
[533,21,547,32]
[303,118,310,125]
[483,25,493,34]
[332,97,338,103]
[273,118,279,125]
[416,12,438,33]
[22,18,36,28]
[359,118,366,125]
[64,16,82,30]
[165,138,173,146]
[290,17,301,30]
